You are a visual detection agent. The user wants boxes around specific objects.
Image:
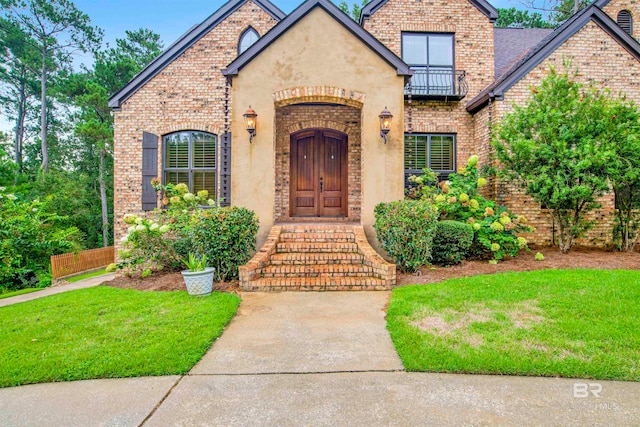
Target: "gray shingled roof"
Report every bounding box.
[494,28,554,78]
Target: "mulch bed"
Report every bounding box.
[397,246,640,286]
[101,246,640,292]
[103,271,240,293]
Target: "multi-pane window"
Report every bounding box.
[402,33,454,95]
[238,27,259,54]
[164,131,216,198]
[404,134,456,185]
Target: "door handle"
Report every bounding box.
[320,177,323,192]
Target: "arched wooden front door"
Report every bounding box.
[290,129,348,217]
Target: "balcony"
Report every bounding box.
[404,69,468,101]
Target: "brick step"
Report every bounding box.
[244,276,390,292]
[276,242,359,253]
[278,232,355,243]
[269,252,365,265]
[258,264,375,278]
[280,225,357,234]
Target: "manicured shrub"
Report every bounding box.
[374,200,439,273]
[186,207,259,282]
[431,220,474,266]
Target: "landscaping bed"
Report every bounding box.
[398,246,640,285]
[0,286,239,388]
[104,271,240,293]
[388,269,640,381]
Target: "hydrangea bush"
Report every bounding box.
[412,156,534,261]
[117,181,259,281]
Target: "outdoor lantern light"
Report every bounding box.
[379,107,392,144]
[243,106,257,143]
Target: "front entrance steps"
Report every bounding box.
[239,224,396,291]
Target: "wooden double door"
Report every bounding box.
[290,129,348,217]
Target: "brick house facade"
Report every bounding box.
[109,0,640,257]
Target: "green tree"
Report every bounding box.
[1,0,102,173]
[61,29,163,247]
[495,7,552,28]
[603,99,640,251]
[0,16,39,177]
[493,65,614,253]
[336,0,367,21]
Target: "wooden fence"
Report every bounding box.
[51,246,114,279]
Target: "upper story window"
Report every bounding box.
[404,134,456,187]
[618,10,633,36]
[402,33,467,99]
[164,131,217,198]
[238,27,259,54]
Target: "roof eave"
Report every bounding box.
[223,0,412,77]
[109,0,286,109]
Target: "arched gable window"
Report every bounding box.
[163,131,217,199]
[618,10,633,36]
[238,27,259,54]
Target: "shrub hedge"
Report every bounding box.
[374,200,439,273]
[431,220,474,266]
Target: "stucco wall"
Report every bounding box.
[112,1,279,247]
[484,20,640,245]
[230,7,406,246]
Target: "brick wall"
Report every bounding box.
[363,0,495,175]
[112,1,278,247]
[481,20,640,246]
[274,104,362,222]
[602,0,640,39]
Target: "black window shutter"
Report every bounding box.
[141,132,159,211]
[220,132,232,206]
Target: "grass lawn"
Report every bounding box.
[66,268,108,282]
[0,286,239,388]
[388,269,640,381]
[0,288,40,300]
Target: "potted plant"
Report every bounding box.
[181,253,215,296]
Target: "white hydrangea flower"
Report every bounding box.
[135,224,146,232]
[159,225,170,233]
[135,217,143,225]
[149,223,160,231]
[128,226,135,233]
[121,235,129,243]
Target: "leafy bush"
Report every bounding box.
[0,187,81,291]
[374,200,439,273]
[411,156,533,261]
[117,183,258,281]
[431,220,474,266]
[186,207,259,281]
[117,214,178,275]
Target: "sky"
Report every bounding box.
[1,0,521,133]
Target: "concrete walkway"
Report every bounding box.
[0,273,114,308]
[1,291,639,426]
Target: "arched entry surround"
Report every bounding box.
[274,103,362,222]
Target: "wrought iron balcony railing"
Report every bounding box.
[404,69,468,100]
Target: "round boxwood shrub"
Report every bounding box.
[431,220,474,266]
[374,200,439,273]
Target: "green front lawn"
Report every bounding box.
[0,287,239,387]
[388,269,640,381]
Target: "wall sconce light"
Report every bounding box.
[379,107,393,144]
[243,106,257,143]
